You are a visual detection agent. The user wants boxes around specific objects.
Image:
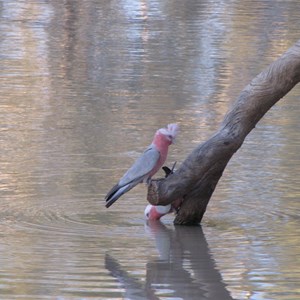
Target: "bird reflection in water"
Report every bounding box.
[105,221,233,300]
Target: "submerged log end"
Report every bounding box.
[147,178,165,205]
[174,188,213,226]
[174,205,205,226]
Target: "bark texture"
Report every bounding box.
[147,39,300,225]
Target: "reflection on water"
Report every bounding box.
[106,222,233,300]
[0,0,300,299]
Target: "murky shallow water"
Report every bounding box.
[1,0,300,299]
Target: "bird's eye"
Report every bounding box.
[146,213,149,218]
[168,135,172,140]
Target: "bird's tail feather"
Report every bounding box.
[105,183,135,208]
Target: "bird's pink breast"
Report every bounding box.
[148,133,170,177]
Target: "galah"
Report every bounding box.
[144,204,173,220]
[105,123,179,208]
[144,199,182,220]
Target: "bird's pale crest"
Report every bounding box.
[167,123,179,138]
[157,123,179,139]
[144,204,152,218]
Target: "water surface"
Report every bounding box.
[0,0,299,299]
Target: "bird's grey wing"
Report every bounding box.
[119,146,160,186]
[105,146,160,207]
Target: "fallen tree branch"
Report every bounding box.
[147,39,300,225]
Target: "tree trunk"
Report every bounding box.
[147,39,300,225]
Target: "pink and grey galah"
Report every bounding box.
[105,123,179,208]
[144,197,183,220]
[144,204,173,220]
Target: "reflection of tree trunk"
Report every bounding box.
[146,225,233,300]
[147,40,300,225]
[105,222,234,299]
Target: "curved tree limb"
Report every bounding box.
[147,39,300,225]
